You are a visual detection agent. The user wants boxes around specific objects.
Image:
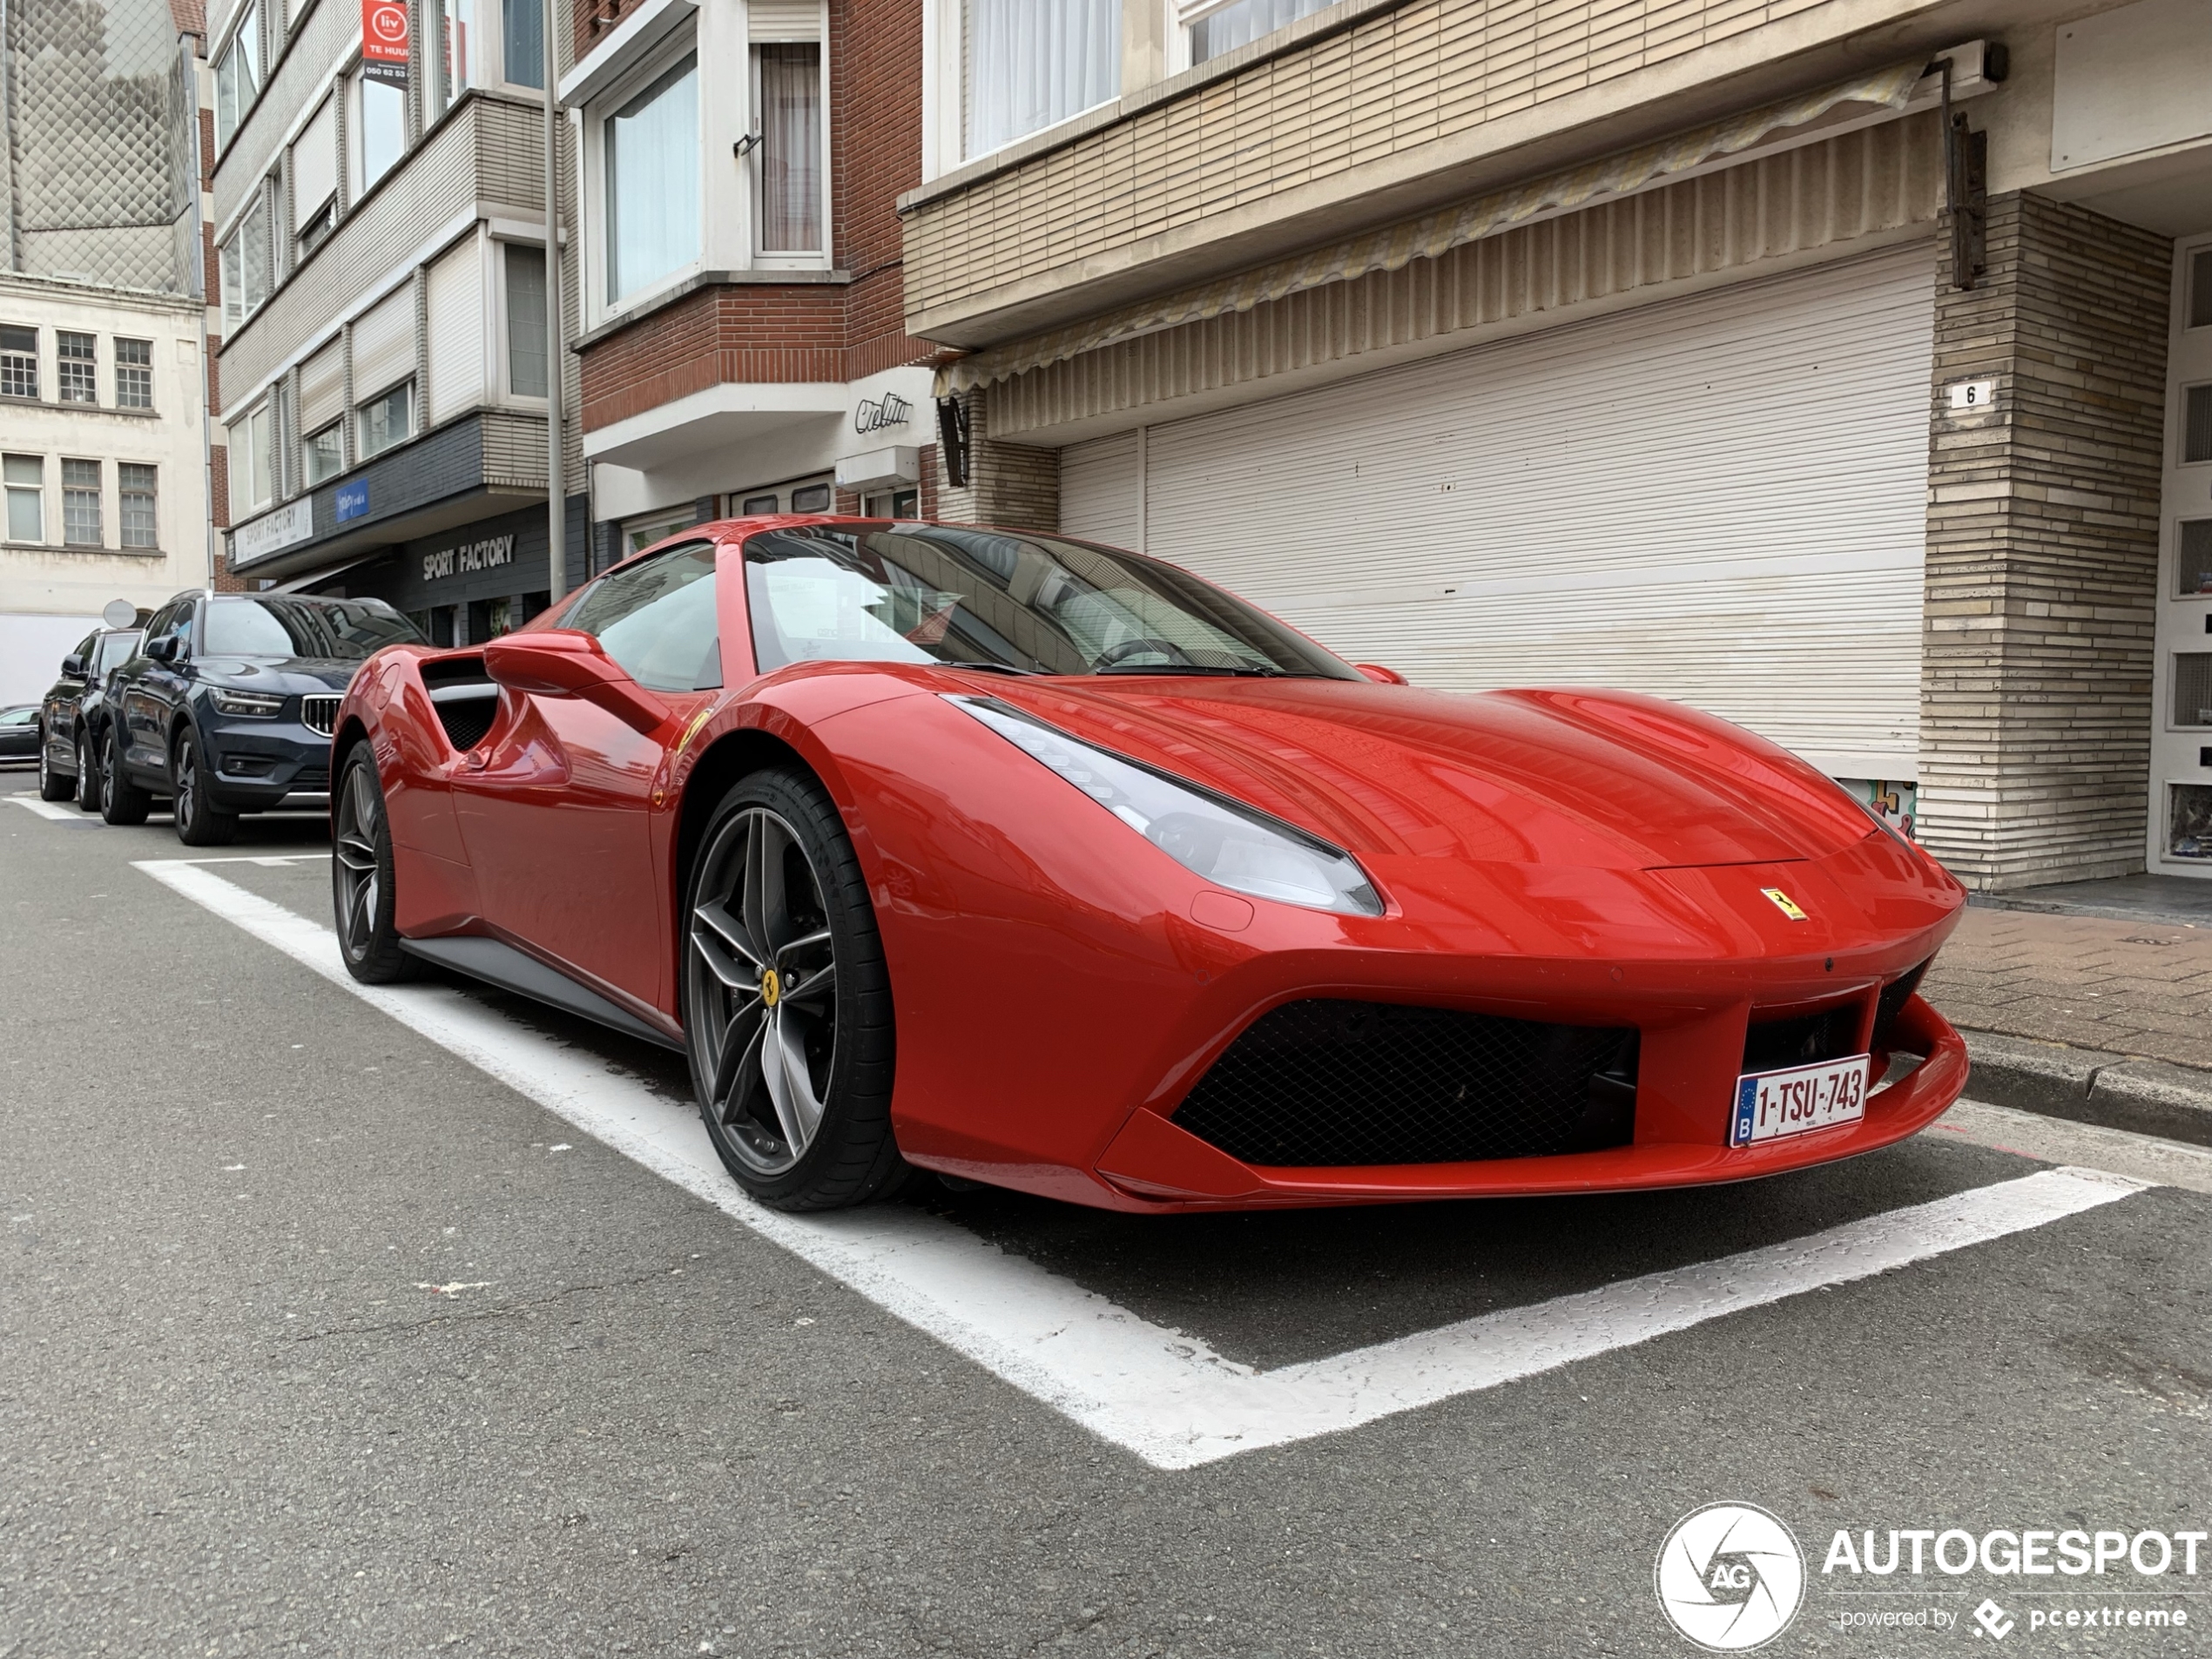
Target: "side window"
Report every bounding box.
[136,604,178,656]
[560,541,721,692]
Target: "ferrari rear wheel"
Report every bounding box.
[332,747,418,984]
[684,767,903,1211]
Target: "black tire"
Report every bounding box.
[74,729,102,813]
[36,725,72,800]
[171,728,237,846]
[99,724,152,826]
[682,765,904,1211]
[332,746,418,984]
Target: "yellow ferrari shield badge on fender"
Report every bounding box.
[1761,887,1808,921]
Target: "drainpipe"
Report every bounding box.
[543,0,566,602]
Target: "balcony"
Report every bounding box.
[900,0,1987,349]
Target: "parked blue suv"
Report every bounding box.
[101,590,424,845]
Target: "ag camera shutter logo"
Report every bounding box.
[1656,1503,1806,1650]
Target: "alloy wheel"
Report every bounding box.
[176,735,198,826]
[333,760,381,961]
[77,733,99,811]
[686,806,839,1177]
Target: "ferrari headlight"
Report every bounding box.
[209,687,285,718]
[949,696,1383,917]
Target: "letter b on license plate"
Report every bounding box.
[1730,1054,1870,1147]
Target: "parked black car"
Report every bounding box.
[37,626,145,808]
[0,704,37,761]
[102,591,425,844]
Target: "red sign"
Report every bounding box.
[362,0,408,64]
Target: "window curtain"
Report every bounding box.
[607,53,701,301]
[963,0,1117,160]
[757,44,820,252]
[1189,0,1333,63]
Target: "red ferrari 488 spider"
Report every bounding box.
[331,516,1967,1212]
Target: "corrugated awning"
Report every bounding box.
[937,57,1929,398]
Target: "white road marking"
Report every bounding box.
[1936,1097,2212,1196]
[9,796,89,821]
[138,856,2152,1470]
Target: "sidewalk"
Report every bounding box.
[1925,900,2212,1146]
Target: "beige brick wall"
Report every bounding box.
[1918,192,2173,890]
[906,0,1868,329]
[934,390,1060,531]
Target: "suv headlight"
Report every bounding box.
[949,696,1383,917]
[208,687,285,718]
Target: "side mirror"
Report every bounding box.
[145,635,179,663]
[61,652,86,677]
[1354,663,1407,685]
[483,629,671,736]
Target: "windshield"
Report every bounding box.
[742,526,1359,679]
[202,597,424,661]
[94,631,141,674]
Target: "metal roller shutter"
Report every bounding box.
[350,282,415,403]
[1060,428,1141,550]
[425,233,485,424]
[298,338,344,435]
[747,0,820,39]
[1063,245,1937,781]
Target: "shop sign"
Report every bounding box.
[335,479,369,523]
[230,498,313,563]
[422,535,515,583]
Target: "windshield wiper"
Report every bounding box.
[944,660,1046,677]
[1092,664,1299,678]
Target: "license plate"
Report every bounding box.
[1730,1054,1870,1147]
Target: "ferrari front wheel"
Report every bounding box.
[684,766,904,1211]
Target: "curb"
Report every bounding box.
[1959,1029,2212,1149]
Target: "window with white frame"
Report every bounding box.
[753,43,823,254]
[61,459,101,546]
[504,243,549,397]
[293,97,339,257]
[604,51,700,305]
[214,4,260,152]
[304,422,343,482]
[0,325,36,398]
[3,455,41,541]
[57,333,96,403]
[119,464,158,550]
[221,189,272,329]
[115,338,152,408]
[354,67,408,194]
[429,0,543,118]
[1181,0,1335,63]
[358,380,413,459]
[229,402,275,516]
[961,0,1117,160]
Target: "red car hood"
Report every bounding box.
[974,677,1877,872]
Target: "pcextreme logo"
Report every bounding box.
[1656,1503,1807,1651]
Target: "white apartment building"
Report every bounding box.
[0,273,210,704]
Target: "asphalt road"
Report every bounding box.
[3,772,2209,1658]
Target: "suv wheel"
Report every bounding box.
[36,725,72,800]
[99,724,152,826]
[171,729,238,846]
[75,730,102,813]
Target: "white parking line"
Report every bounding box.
[137,856,2151,1470]
[9,795,90,821]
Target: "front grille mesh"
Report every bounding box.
[300,694,341,736]
[1172,999,1637,1167]
[1742,1005,1860,1074]
[1871,958,1932,1053]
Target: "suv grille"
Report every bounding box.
[1172,999,1638,1167]
[300,693,341,736]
